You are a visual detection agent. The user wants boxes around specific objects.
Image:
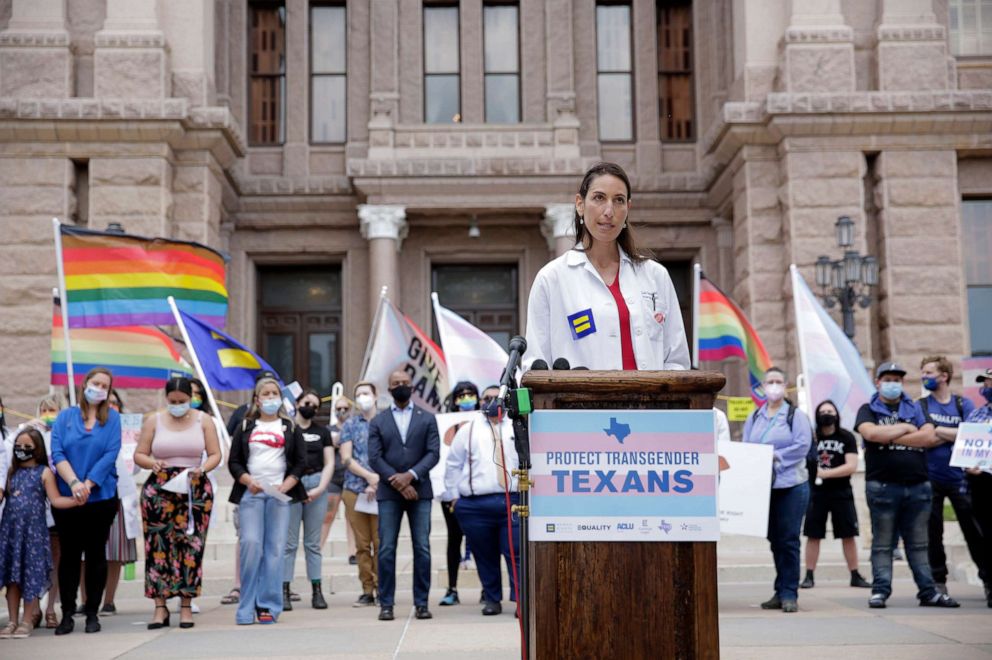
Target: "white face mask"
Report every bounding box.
[764,383,785,402]
[356,393,375,413]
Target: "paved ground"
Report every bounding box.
[1,577,988,659]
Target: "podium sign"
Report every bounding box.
[530,409,718,542]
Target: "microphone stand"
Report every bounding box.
[504,374,532,658]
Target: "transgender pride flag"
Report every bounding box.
[431,293,508,391]
[790,265,875,428]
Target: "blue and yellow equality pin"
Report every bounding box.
[567,308,596,339]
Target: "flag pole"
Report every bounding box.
[53,219,77,406]
[789,265,812,414]
[168,296,231,452]
[692,263,701,369]
[360,286,388,379]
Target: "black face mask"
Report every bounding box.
[816,413,838,428]
[298,405,318,420]
[14,447,34,462]
[389,384,412,405]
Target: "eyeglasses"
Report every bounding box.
[335,408,350,414]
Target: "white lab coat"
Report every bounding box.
[524,248,690,371]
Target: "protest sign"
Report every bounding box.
[717,440,773,537]
[529,410,718,542]
[950,422,992,470]
[725,397,756,422]
[120,412,143,475]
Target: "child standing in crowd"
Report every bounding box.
[0,428,78,639]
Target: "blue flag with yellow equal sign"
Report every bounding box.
[177,309,279,391]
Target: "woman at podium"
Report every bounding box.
[524,162,689,371]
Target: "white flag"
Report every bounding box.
[432,293,509,392]
[362,295,449,413]
[790,265,876,428]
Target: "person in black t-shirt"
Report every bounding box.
[800,400,871,589]
[855,362,958,609]
[281,389,334,611]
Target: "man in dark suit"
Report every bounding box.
[368,370,440,621]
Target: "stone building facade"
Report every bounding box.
[1,0,990,414]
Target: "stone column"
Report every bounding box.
[94,0,170,99]
[359,205,408,316]
[874,151,966,370]
[0,0,72,97]
[876,0,951,91]
[160,0,215,105]
[780,0,855,93]
[368,0,399,159]
[541,203,576,258]
[711,216,734,288]
[547,0,581,157]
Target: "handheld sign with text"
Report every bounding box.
[950,422,992,470]
[529,409,718,542]
[717,440,773,537]
[726,397,756,422]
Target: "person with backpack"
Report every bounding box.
[918,356,987,598]
[742,367,813,613]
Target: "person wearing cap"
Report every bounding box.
[918,356,985,599]
[965,367,992,608]
[854,362,958,609]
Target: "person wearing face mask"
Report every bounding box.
[340,382,383,608]
[965,368,992,608]
[228,377,308,625]
[281,389,334,611]
[800,400,870,590]
[49,367,122,635]
[916,356,986,599]
[444,385,521,616]
[741,367,813,613]
[523,162,690,371]
[855,362,958,609]
[436,381,480,607]
[368,370,441,622]
[133,377,221,629]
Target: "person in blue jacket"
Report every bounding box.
[50,367,122,635]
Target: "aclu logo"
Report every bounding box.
[617,522,634,531]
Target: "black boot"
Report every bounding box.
[311,581,328,609]
[800,570,814,589]
[850,570,871,588]
[283,582,294,612]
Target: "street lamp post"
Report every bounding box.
[814,216,879,341]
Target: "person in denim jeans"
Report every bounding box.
[368,371,440,622]
[228,378,308,625]
[282,389,334,611]
[854,362,959,609]
[742,367,812,613]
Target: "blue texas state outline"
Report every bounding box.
[603,417,631,444]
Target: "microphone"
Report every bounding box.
[552,358,571,370]
[498,335,528,401]
[530,359,549,371]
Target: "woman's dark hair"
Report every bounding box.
[109,388,125,413]
[0,395,6,440]
[297,388,322,407]
[188,377,214,415]
[572,161,649,263]
[165,376,193,397]
[9,427,49,481]
[447,381,479,412]
[814,400,841,428]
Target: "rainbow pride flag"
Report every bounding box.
[694,269,772,403]
[52,300,192,389]
[58,224,228,329]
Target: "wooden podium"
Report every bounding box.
[519,370,725,660]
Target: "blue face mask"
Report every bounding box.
[260,398,282,416]
[168,403,190,418]
[879,381,903,400]
[921,376,939,391]
[482,398,502,419]
[981,386,992,404]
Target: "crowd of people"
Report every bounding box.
[742,359,992,613]
[0,366,523,637]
